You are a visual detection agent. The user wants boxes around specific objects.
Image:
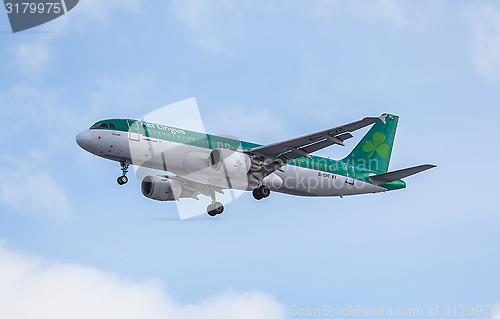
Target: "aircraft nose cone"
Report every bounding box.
[76,130,92,151]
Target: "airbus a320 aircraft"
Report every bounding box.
[76,113,435,216]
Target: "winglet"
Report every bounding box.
[379,114,387,124]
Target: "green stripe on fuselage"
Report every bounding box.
[89,119,406,191]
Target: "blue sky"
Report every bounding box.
[0,1,499,318]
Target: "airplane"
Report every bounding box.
[76,113,435,216]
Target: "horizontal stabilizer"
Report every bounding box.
[370,164,436,184]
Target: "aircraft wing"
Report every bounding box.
[161,174,225,199]
[245,115,386,162]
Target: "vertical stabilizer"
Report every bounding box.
[342,114,398,173]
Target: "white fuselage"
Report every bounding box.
[76,128,389,197]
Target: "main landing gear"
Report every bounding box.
[207,188,224,217]
[207,202,224,217]
[252,185,270,200]
[117,160,130,185]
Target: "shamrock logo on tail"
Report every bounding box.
[362,132,390,158]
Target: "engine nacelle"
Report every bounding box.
[183,151,210,173]
[209,149,253,176]
[141,175,182,201]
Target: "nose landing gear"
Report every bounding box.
[117,161,130,185]
[252,185,270,200]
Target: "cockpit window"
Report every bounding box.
[90,121,116,130]
[90,122,112,129]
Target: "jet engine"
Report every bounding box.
[141,175,182,201]
[183,151,210,173]
[209,149,257,176]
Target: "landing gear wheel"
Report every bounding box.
[260,185,270,198]
[207,205,217,216]
[253,185,270,200]
[117,161,130,185]
[253,188,263,200]
[117,175,128,185]
[207,202,224,216]
[214,202,224,214]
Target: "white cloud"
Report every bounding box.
[0,75,152,145]
[492,305,500,319]
[0,162,70,219]
[364,0,409,27]
[170,0,245,52]
[89,76,153,118]
[10,39,52,77]
[8,0,146,78]
[308,0,441,28]
[42,0,145,33]
[0,89,73,221]
[0,85,78,149]
[0,244,286,319]
[465,2,500,86]
[171,0,442,52]
[70,0,145,28]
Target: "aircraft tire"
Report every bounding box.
[260,185,270,198]
[253,188,263,200]
[117,176,128,185]
[207,202,223,216]
[214,202,224,214]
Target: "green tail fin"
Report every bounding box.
[342,114,398,173]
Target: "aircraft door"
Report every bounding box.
[128,120,141,141]
[344,163,355,185]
